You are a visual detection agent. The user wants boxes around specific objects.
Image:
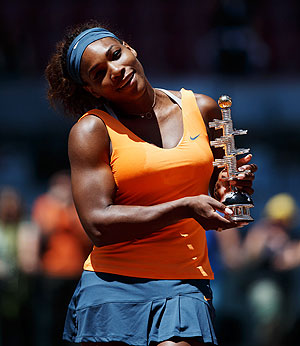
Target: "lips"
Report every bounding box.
[118,72,135,90]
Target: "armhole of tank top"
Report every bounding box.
[80,110,113,158]
[156,88,182,108]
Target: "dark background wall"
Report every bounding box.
[1,0,300,219]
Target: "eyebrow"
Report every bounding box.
[88,44,117,78]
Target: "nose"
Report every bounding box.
[109,62,124,83]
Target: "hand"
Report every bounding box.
[214,154,257,201]
[188,194,239,231]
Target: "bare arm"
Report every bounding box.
[69,115,236,247]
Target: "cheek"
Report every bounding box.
[84,79,106,99]
[123,51,143,72]
[133,57,144,74]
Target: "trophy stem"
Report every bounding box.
[227,155,237,178]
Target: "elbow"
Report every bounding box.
[87,226,111,247]
[76,206,115,247]
[82,215,110,247]
[81,207,129,246]
[88,222,112,247]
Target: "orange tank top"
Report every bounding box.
[80,88,215,279]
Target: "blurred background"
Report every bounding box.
[0,0,300,345]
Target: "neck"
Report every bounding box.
[109,85,156,118]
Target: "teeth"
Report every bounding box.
[120,73,133,89]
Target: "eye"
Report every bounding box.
[112,48,121,60]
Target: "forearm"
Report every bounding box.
[84,197,191,246]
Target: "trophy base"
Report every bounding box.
[223,191,254,222]
[228,205,254,222]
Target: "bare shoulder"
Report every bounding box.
[68,114,110,166]
[194,93,221,124]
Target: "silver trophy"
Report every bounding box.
[209,95,254,222]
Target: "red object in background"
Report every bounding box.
[32,177,92,278]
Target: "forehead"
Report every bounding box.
[83,37,121,59]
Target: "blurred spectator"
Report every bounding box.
[0,187,22,346]
[214,193,299,346]
[241,193,298,346]
[32,171,92,346]
[0,187,23,277]
[209,227,248,346]
[0,186,38,346]
[243,193,298,267]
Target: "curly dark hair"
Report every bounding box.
[45,20,122,118]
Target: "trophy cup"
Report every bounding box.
[209,95,254,222]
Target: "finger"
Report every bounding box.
[233,172,255,181]
[230,185,254,195]
[217,169,229,181]
[239,187,254,195]
[209,200,234,217]
[232,182,253,190]
[208,198,227,212]
[231,179,254,187]
[217,219,251,232]
[230,183,254,195]
[238,164,257,173]
[212,211,233,224]
[237,222,250,227]
[217,221,240,231]
[237,154,252,167]
[249,163,258,172]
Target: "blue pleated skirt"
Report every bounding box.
[63,271,218,345]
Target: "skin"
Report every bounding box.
[68,37,257,346]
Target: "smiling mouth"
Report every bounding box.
[118,72,135,90]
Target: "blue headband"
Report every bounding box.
[66,27,119,85]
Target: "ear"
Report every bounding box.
[123,41,137,57]
[83,84,101,98]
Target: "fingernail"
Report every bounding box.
[238,174,245,178]
[238,167,244,171]
[225,207,233,214]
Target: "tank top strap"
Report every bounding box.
[157,88,182,108]
[180,88,208,136]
